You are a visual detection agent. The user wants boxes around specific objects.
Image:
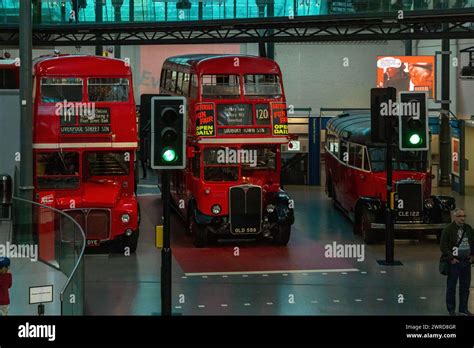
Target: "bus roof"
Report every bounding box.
[163,54,282,74]
[326,112,379,145]
[33,55,132,77]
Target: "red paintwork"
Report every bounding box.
[325,152,432,216]
[162,55,288,223]
[32,55,138,244]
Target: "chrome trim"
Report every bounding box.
[371,223,449,230]
[64,208,111,241]
[228,184,262,235]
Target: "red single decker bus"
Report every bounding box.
[160,54,295,247]
[325,112,454,244]
[33,54,139,253]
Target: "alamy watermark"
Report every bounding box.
[0,242,38,262]
[55,101,96,118]
[379,100,420,118]
[217,148,257,167]
[324,241,365,262]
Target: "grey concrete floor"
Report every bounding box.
[84,170,474,316]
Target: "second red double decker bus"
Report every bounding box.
[160,54,295,247]
[32,54,140,252]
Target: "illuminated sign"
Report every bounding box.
[376,56,436,98]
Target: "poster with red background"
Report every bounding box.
[376,56,436,98]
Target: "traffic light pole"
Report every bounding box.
[385,117,395,264]
[161,170,172,316]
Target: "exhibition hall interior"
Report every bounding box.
[0,0,474,319]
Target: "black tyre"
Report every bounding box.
[189,210,208,247]
[273,223,291,246]
[185,206,194,236]
[360,206,376,244]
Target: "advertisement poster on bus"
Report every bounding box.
[376,56,436,98]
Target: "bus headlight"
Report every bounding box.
[211,204,221,215]
[121,213,131,224]
[266,204,275,213]
[424,198,434,209]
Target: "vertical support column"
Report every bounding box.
[308,116,320,186]
[129,0,134,21]
[385,117,394,264]
[439,34,451,186]
[19,0,34,243]
[161,171,172,316]
[267,0,274,60]
[95,0,104,55]
[113,0,123,58]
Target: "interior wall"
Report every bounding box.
[273,41,406,113]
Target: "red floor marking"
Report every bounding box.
[172,227,355,274]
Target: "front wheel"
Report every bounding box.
[273,223,291,246]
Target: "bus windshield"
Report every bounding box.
[86,152,130,176]
[0,69,16,89]
[36,152,80,189]
[241,145,277,172]
[203,147,239,182]
[368,146,428,172]
[244,74,282,98]
[202,74,240,99]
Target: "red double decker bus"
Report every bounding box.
[160,54,294,247]
[32,55,139,252]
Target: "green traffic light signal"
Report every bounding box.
[162,148,177,163]
[409,133,421,145]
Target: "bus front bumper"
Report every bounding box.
[370,223,449,231]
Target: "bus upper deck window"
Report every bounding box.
[202,74,240,99]
[244,74,282,98]
[41,77,83,103]
[88,78,129,102]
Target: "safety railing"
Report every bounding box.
[0,0,472,25]
[1,196,85,315]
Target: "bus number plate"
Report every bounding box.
[87,239,100,247]
[233,227,257,234]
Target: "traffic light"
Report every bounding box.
[151,96,186,169]
[370,87,396,143]
[398,91,428,151]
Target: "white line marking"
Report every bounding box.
[361,271,367,274]
[310,300,318,304]
[222,275,228,278]
[198,305,205,308]
[377,298,384,301]
[221,304,228,307]
[380,271,387,274]
[282,274,288,277]
[341,272,347,275]
[355,299,362,302]
[244,303,251,306]
[201,276,208,279]
[333,300,340,303]
[242,274,249,278]
[185,268,359,276]
[262,274,269,277]
[266,302,273,305]
[175,306,182,309]
[138,184,158,188]
[419,297,427,300]
[181,276,187,279]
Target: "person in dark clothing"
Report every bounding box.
[0,257,12,316]
[440,208,474,316]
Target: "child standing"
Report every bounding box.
[0,257,12,316]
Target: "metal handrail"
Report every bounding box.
[12,196,86,314]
